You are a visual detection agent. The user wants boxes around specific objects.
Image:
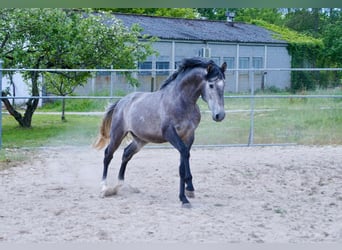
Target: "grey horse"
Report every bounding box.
[94,57,227,207]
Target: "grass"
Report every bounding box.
[1,113,101,148]
[0,113,101,166]
[196,88,342,145]
[1,89,341,164]
[41,98,113,112]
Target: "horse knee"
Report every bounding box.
[104,148,114,166]
[122,146,135,162]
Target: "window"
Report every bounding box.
[211,57,220,65]
[239,57,249,74]
[239,57,249,69]
[138,61,152,75]
[223,57,235,69]
[156,61,170,75]
[252,57,263,69]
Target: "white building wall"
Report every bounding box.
[1,73,43,106]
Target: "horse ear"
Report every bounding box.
[207,63,213,73]
[221,62,227,73]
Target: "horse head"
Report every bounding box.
[201,61,227,122]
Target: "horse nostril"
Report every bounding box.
[214,112,225,121]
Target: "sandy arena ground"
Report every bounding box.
[0,145,342,243]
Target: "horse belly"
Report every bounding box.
[128,110,166,144]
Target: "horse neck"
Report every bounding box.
[175,69,204,104]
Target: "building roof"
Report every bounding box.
[112,13,287,45]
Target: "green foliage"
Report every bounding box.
[95,8,199,19]
[251,20,324,92]
[322,21,342,67]
[0,8,156,127]
[234,8,283,25]
[251,20,322,46]
[283,8,321,36]
[197,8,283,24]
[196,8,227,20]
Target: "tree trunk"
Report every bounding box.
[61,98,66,121]
[1,69,40,128]
[1,91,25,127]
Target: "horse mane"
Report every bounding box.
[160,57,215,90]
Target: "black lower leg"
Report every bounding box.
[185,163,194,192]
[118,141,143,181]
[179,163,190,204]
[185,178,194,192]
[162,125,193,206]
[102,146,113,181]
[118,162,127,181]
[179,177,189,204]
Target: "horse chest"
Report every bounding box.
[174,117,199,138]
[175,123,194,133]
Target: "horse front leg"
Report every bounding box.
[163,125,192,207]
[178,150,192,207]
[184,134,195,199]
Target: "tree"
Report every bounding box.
[196,8,227,20]
[0,9,155,127]
[43,73,88,121]
[321,20,342,86]
[95,8,199,19]
[283,9,322,37]
[197,8,283,24]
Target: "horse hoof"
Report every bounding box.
[185,190,195,198]
[100,187,119,198]
[182,203,192,209]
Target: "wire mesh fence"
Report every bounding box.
[0,66,341,148]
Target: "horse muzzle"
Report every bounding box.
[213,111,225,122]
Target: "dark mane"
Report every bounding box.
[160,57,220,90]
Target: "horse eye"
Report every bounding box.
[209,84,214,89]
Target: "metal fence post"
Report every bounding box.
[0,59,3,149]
[248,68,255,146]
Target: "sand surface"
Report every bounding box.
[1,145,342,243]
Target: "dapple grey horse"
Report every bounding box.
[94,57,227,207]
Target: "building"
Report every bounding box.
[2,13,292,104]
[82,13,291,95]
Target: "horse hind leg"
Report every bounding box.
[102,135,145,198]
[118,136,146,182]
[101,129,126,197]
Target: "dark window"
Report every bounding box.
[239,57,249,74]
[223,57,235,69]
[156,61,170,75]
[252,57,263,69]
[138,61,152,75]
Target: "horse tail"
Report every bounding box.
[93,102,118,149]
